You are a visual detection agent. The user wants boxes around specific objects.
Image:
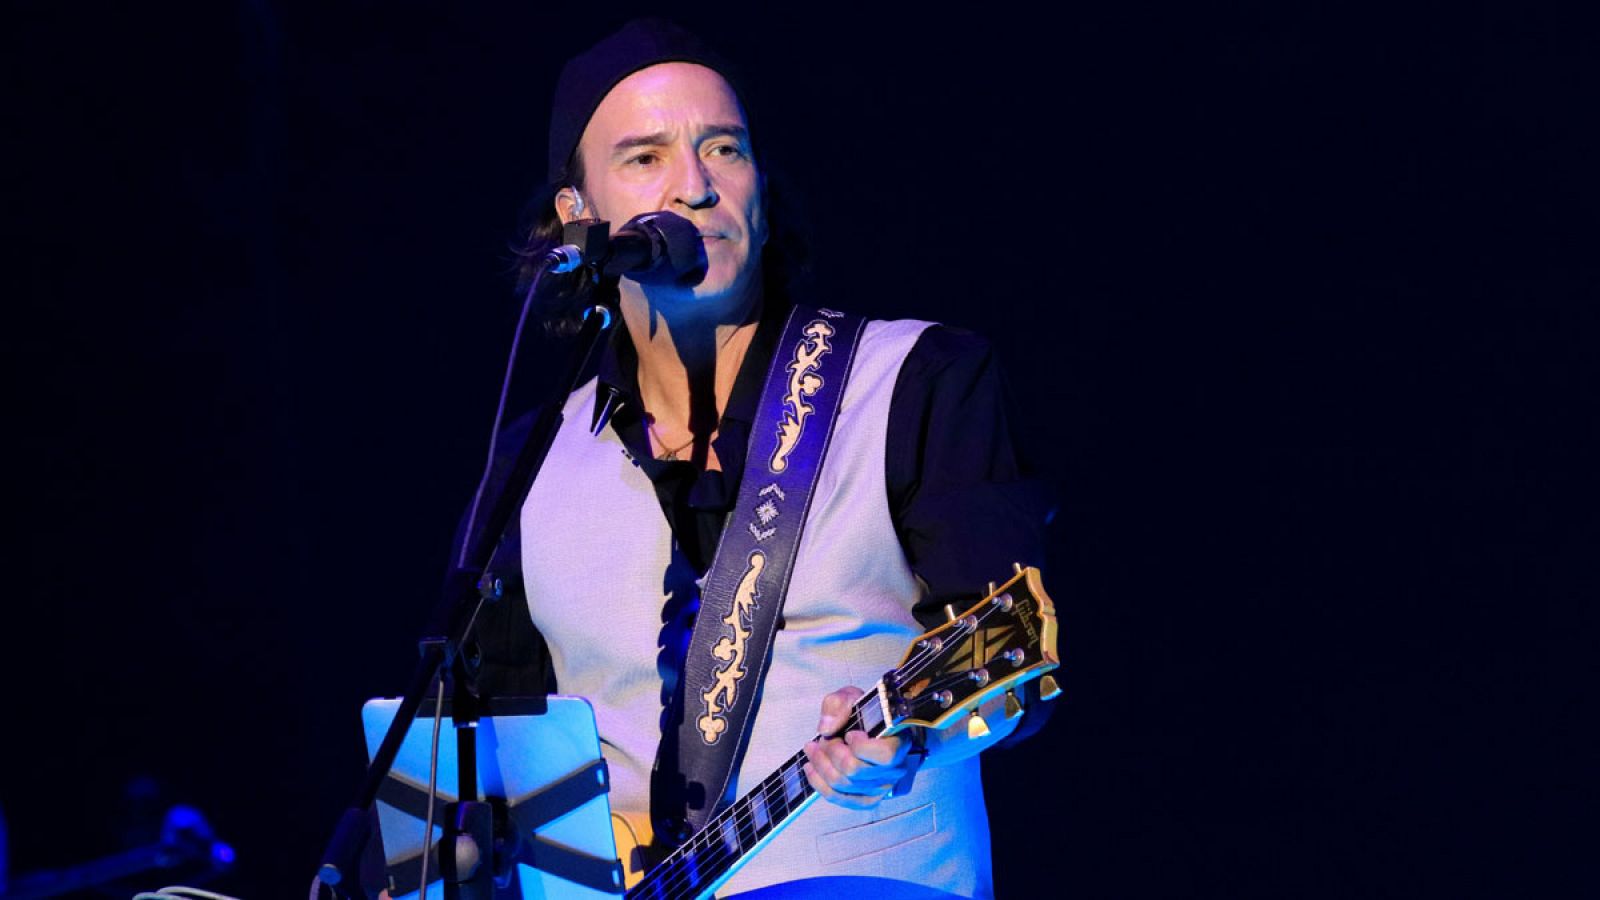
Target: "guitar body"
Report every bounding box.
[609,810,654,889]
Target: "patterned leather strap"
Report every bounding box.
[671,305,868,833]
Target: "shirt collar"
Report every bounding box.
[590,299,790,436]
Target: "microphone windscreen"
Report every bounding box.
[630,211,708,286]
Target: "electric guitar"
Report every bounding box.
[609,565,1059,899]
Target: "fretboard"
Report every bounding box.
[626,693,883,900]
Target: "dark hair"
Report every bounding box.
[510,147,811,337]
[510,150,607,337]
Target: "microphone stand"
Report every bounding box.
[316,283,616,899]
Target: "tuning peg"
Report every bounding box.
[967,711,990,739]
[944,603,958,623]
[1038,674,1061,701]
[1014,562,1025,574]
[1004,691,1023,719]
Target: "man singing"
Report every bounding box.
[464,19,1050,898]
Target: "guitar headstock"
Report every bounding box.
[881,565,1059,735]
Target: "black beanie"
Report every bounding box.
[546,18,748,184]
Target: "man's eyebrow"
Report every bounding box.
[610,132,671,156]
[700,124,750,144]
[608,125,751,157]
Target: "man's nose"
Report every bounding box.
[671,154,718,210]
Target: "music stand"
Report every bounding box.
[360,696,624,899]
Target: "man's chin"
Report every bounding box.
[636,271,760,320]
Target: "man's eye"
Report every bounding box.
[708,144,746,160]
[626,152,660,166]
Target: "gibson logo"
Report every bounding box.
[1016,598,1038,645]
[769,320,835,474]
[697,551,765,744]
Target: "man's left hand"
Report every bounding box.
[802,685,911,809]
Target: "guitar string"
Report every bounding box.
[635,598,1029,900]
[637,604,1013,900]
[627,749,818,900]
[653,584,1041,896]
[640,589,1040,900]
[645,618,968,885]
[628,748,829,900]
[636,637,995,900]
[628,707,869,900]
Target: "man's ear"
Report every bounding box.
[555,187,587,224]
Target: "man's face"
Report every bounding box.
[566,62,765,313]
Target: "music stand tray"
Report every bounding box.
[361,695,624,899]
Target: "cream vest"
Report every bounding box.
[520,318,993,898]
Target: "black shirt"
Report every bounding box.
[589,302,1050,630]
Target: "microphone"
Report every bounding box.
[556,211,708,285]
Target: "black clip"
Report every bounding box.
[477,571,505,603]
[889,728,929,799]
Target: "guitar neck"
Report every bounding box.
[623,565,1060,900]
[626,694,883,900]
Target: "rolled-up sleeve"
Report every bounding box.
[886,326,1055,630]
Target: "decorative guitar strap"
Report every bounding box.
[670,305,868,835]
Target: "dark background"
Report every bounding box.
[4,2,1593,897]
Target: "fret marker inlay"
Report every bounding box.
[784,764,804,804]
[751,789,770,831]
